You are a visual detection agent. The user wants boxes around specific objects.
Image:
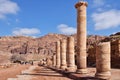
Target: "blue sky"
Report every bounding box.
[0,0,120,37]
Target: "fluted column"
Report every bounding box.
[66,36,76,72]
[95,42,111,79]
[60,39,67,70]
[75,1,88,73]
[56,41,61,68]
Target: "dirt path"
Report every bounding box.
[30,66,71,80]
[0,64,30,80]
[2,65,120,80]
[30,66,120,80]
[7,65,71,80]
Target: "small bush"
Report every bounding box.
[10,54,26,63]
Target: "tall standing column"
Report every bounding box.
[75,1,88,73]
[56,41,61,68]
[95,42,111,79]
[60,39,67,70]
[66,36,76,72]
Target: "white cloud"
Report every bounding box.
[92,9,120,30]
[12,28,41,36]
[0,0,19,19]
[93,0,105,7]
[57,24,76,35]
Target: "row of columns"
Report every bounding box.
[55,36,76,72]
[51,1,111,80]
[53,37,111,79]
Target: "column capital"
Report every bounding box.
[75,1,88,8]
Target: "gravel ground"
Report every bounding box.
[0,64,30,80]
[0,65,120,80]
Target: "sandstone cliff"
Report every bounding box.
[0,33,119,68]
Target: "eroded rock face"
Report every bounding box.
[0,34,66,55]
[0,33,120,68]
[111,40,120,68]
[0,34,107,58]
[0,34,67,63]
[87,34,120,68]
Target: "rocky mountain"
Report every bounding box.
[1,34,106,55]
[0,34,67,63]
[0,33,106,62]
[0,33,120,68]
[102,32,120,42]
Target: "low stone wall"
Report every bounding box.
[87,40,120,68]
[87,47,96,67]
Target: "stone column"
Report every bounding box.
[95,42,111,79]
[60,39,67,70]
[56,41,61,68]
[52,54,56,67]
[66,36,76,72]
[75,1,88,73]
[46,58,52,66]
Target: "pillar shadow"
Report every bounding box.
[48,67,106,80]
[21,66,72,79]
[20,73,64,77]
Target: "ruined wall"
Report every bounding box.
[87,46,96,67]
[87,40,120,68]
[111,40,120,68]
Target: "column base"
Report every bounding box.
[60,66,67,70]
[56,65,60,69]
[95,71,111,80]
[52,66,56,68]
[76,68,87,74]
[66,66,77,72]
[52,65,56,67]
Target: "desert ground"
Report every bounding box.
[0,64,119,80]
[0,64,30,80]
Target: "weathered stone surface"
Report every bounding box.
[75,1,88,74]
[111,40,120,68]
[95,42,111,79]
[52,54,56,67]
[60,39,67,70]
[0,34,120,68]
[56,41,61,68]
[66,36,76,72]
[46,58,52,66]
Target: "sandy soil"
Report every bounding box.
[0,64,30,80]
[29,66,71,80]
[31,67,120,80]
[0,65,120,80]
